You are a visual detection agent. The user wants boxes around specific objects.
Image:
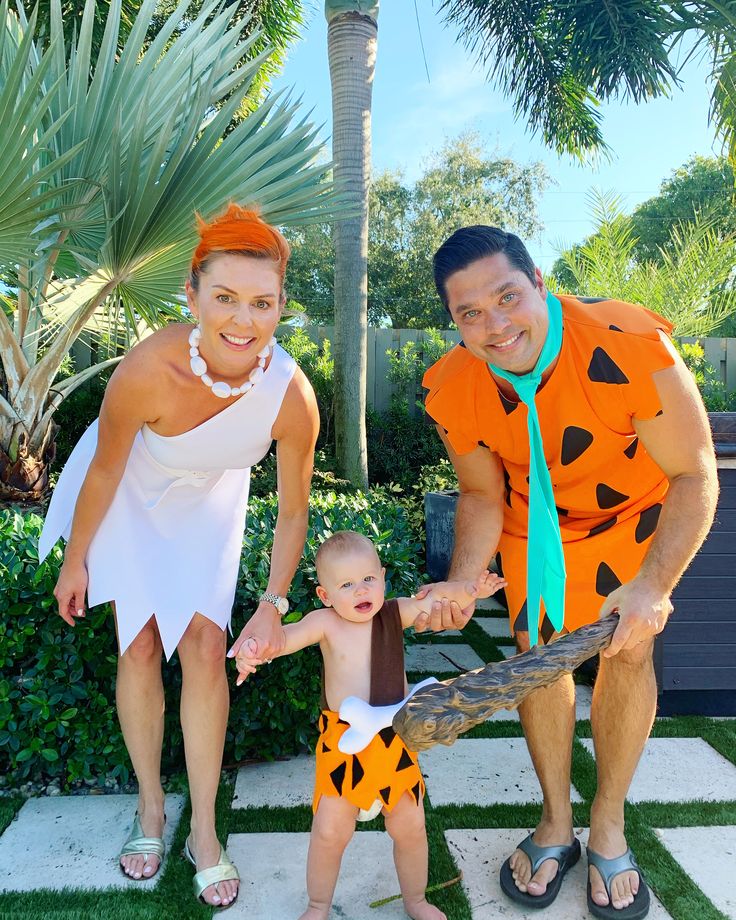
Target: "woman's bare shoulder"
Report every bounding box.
[272,364,319,441]
[103,324,190,418]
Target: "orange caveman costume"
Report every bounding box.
[312,599,425,814]
[423,295,676,641]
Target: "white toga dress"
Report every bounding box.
[38,344,297,659]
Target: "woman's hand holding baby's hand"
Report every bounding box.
[235,638,263,687]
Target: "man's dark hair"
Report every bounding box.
[433,226,537,310]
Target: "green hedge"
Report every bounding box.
[0,491,421,788]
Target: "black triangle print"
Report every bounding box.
[561,426,594,466]
[540,614,556,644]
[635,504,662,544]
[624,438,639,460]
[577,297,608,304]
[556,506,568,518]
[595,562,622,597]
[498,390,519,415]
[503,468,512,509]
[351,755,365,789]
[478,440,490,449]
[378,726,396,748]
[411,780,422,803]
[330,762,347,796]
[596,483,629,509]
[609,324,623,332]
[587,347,629,384]
[379,785,392,805]
[514,601,528,634]
[396,748,414,772]
[588,516,617,538]
[318,713,327,734]
[321,741,331,754]
[337,717,350,726]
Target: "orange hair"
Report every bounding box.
[189,203,290,289]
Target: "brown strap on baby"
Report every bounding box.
[369,598,406,705]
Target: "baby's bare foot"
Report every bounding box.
[298,906,329,920]
[404,898,447,920]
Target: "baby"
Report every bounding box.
[237,530,506,920]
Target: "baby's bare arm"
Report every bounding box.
[235,608,328,685]
[397,571,506,628]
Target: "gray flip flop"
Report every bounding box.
[500,832,581,908]
[587,847,650,919]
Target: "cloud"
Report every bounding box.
[373,55,511,179]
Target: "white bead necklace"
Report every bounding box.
[188,326,276,399]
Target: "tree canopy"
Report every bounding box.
[552,156,736,291]
[285,133,549,328]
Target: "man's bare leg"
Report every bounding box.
[178,614,238,908]
[508,631,576,898]
[116,615,166,880]
[384,794,446,920]
[299,796,358,920]
[588,640,656,911]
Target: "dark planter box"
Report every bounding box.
[424,489,459,582]
[424,413,736,715]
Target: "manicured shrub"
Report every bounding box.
[0,490,421,787]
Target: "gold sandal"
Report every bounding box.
[183,837,240,910]
[119,813,166,880]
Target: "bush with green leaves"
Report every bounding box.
[677,341,736,412]
[0,490,421,787]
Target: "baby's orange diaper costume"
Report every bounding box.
[423,295,676,641]
[312,599,425,814]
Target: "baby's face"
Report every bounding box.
[316,548,386,623]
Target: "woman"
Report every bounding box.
[39,205,319,909]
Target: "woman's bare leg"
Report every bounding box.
[177,614,237,907]
[116,614,166,879]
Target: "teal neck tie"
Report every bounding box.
[487,292,566,647]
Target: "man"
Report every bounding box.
[422,226,718,918]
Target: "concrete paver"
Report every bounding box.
[475,617,511,639]
[445,827,674,919]
[580,737,736,803]
[657,825,736,920]
[232,754,314,809]
[0,793,185,892]
[405,643,485,673]
[420,738,583,805]
[226,832,407,918]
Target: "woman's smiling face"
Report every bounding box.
[185,252,283,378]
[445,252,550,375]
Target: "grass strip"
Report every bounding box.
[422,810,473,919]
[431,801,591,828]
[624,812,729,920]
[701,723,736,767]
[635,800,736,826]
[462,618,507,664]
[0,796,23,835]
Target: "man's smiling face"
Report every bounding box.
[445,252,550,375]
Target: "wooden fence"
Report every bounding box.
[70,326,736,416]
[292,327,736,415]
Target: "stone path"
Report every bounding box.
[1,618,734,918]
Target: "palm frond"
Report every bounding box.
[439,0,682,157]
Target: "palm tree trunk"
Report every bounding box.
[0,420,56,503]
[327,6,378,489]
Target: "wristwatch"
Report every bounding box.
[259,592,289,616]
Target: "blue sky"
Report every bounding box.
[272,1,722,270]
